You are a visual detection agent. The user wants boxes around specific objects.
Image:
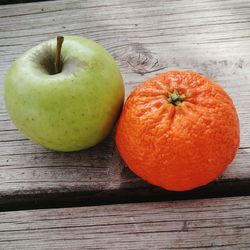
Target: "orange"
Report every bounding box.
[116,71,240,191]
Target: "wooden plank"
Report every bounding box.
[0,0,250,207]
[0,196,250,249]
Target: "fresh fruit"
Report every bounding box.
[5,36,124,152]
[116,71,239,191]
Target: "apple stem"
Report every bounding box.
[54,36,64,74]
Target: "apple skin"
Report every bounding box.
[4,36,124,152]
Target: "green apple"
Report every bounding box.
[4,36,124,152]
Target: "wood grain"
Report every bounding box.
[0,196,250,249]
[0,0,250,207]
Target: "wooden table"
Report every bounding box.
[0,0,250,249]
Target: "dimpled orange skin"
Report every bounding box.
[116,71,240,191]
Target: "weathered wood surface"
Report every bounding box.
[0,0,250,207]
[0,196,250,249]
